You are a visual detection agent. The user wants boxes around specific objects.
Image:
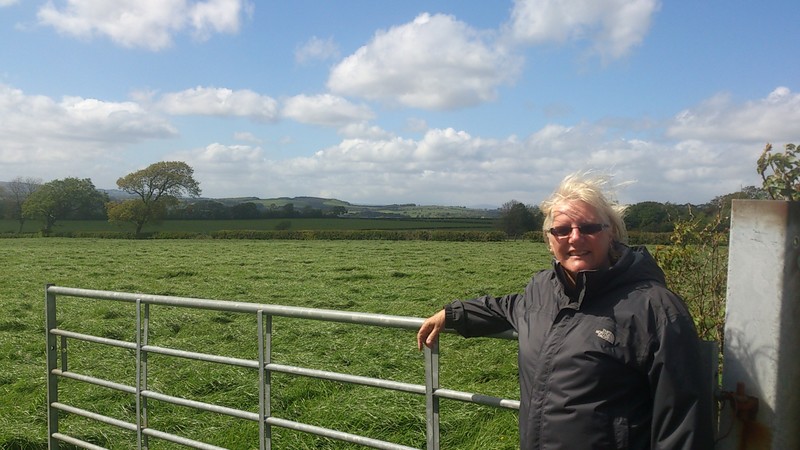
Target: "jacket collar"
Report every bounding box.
[552,242,638,307]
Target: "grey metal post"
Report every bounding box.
[135,299,143,450]
[424,340,440,450]
[142,302,150,449]
[45,284,59,450]
[718,200,800,449]
[258,311,272,450]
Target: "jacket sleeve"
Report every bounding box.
[444,292,522,337]
[647,292,715,449]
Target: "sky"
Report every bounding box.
[1,1,798,208]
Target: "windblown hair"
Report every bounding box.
[540,171,629,244]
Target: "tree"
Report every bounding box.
[328,205,348,217]
[231,202,261,219]
[624,201,672,232]
[175,200,230,220]
[3,177,42,232]
[757,143,799,200]
[22,177,108,233]
[281,203,296,217]
[706,185,769,224]
[108,161,201,234]
[498,200,541,238]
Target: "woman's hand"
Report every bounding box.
[416,309,446,350]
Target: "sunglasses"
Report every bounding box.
[548,223,609,237]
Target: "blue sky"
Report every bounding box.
[1,0,798,207]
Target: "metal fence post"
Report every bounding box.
[258,310,272,450]
[135,299,144,450]
[141,301,150,449]
[45,284,59,450]
[424,340,440,450]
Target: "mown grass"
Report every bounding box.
[0,238,551,449]
[0,217,496,235]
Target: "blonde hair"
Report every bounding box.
[540,171,629,244]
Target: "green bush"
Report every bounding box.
[757,142,800,201]
[654,212,727,344]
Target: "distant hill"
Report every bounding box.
[0,181,499,219]
[210,196,500,219]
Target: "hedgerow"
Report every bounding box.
[0,228,679,244]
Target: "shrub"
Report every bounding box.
[757,142,800,201]
[654,210,727,345]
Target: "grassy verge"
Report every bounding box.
[1,239,550,449]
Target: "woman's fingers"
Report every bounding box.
[416,309,446,350]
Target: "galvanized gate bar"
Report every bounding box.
[45,285,519,450]
[51,402,138,432]
[424,340,440,450]
[433,389,521,409]
[135,299,143,450]
[264,416,419,450]
[49,328,138,349]
[141,301,150,450]
[141,427,228,450]
[51,432,107,450]
[45,285,482,333]
[51,369,136,393]
[44,284,59,450]
[258,310,271,450]
[267,363,426,394]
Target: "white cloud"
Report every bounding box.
[189,0,251,40]
[295,36,340,64]
[0,0,19,7]
[0,83,176,186]
[281,94,374,127]
[233,131,262,144]
[186,142,263,163]
[168,143,266,195]
[667,87,800,142]
[405,117,429,133]
[337,123,395,140]
[0,83,175,152]
[158,86,279,122]
[328,13,522,110]
[506,0,660,59]
[37,0,251,51]
[135,112,765,206]
[0,82,775,207]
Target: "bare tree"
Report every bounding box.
[6,177,42,233]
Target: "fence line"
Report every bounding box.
[45,285,520,450]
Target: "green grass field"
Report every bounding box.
[1,238,551,449]
[0,217,497,234]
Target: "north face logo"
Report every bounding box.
[595,328,615,344]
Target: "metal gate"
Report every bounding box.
[45,285,520,450]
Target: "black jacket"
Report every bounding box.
[445,245,714,449]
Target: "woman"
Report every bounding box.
[416,172,713,450]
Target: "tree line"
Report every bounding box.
[0,160,781,236]
[166,200,347,221]
[494,143,798,237]
[491,186,770,238]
